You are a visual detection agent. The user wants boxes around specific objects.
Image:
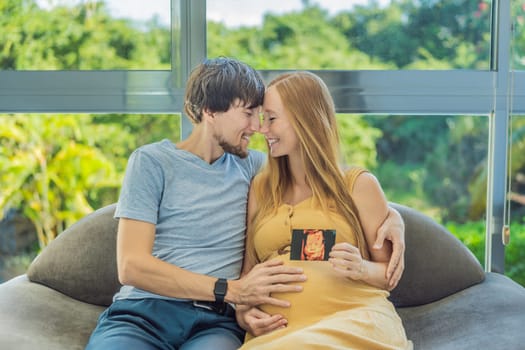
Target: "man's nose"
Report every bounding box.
[250,115,261,131]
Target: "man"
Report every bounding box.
[86,57,405,350]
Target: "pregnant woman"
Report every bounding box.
[237,71,412,350]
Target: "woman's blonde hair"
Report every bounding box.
[252,71,369,260]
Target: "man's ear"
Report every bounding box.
[202,108,215,123]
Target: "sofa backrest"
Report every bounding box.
[26,202,485,308]
[389,202,485,307]
[27,204,121,306]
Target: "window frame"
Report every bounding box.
[0,0,523,272]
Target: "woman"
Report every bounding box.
[237,71,412,349]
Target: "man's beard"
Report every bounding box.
[217,136,248,158]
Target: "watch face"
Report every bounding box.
[214,278,227,300]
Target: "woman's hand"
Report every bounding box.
[328,242,368,281]
[236,304,288,337]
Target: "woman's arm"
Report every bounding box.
[329,172,392,289]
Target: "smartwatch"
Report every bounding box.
[213,278,228,303]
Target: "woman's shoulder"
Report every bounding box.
[251,168,267,185]
[343,165,369,188]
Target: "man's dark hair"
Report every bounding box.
[184,57,265,123]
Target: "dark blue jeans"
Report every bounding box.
[85,298,244,350]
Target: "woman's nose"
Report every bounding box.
[259,124,269,134]
[259,119,269,134]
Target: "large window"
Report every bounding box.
[1,0,524,284]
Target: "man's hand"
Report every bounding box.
[236,305,287,337]
[231,258,306,307]
[373,206,405,290]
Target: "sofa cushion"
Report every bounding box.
[389,203,485,307]
[27,204,121,306]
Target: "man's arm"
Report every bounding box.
[117,218,222,301]
[373,206,405,290]
[235,181,301,336]
[116,218,305,306]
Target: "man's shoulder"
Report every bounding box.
[248,149,265,161]
[131,139,174,158]
[246,149,266,170]
[136,139,172,152]
[225,149,265,177]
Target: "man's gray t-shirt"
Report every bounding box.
[113,139,265,301]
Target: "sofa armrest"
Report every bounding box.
[397,272,525,349]
[0,274,106,350]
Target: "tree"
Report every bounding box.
[333,1,418,68]
[0,0,170,70]
[208,3,391,70]
[0,116,121,248]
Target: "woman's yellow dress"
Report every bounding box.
[240,180,412,349]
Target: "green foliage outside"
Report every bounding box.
[0,0,170,70]
[0,115,180,249]
[0,115,118,248]
[1,0,525,286]
[504,223,525,286]
[447,220,525,286]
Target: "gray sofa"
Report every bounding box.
[0,203,524,349]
